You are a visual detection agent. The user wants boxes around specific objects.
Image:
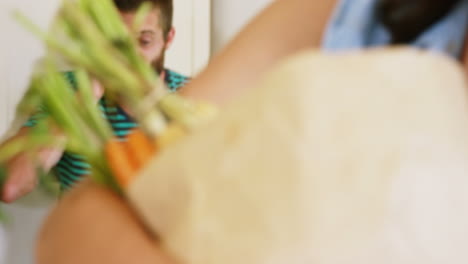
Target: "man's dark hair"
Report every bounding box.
[377,0,462,43]
[113,0,173,37]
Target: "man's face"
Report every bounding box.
[119,8,174,74]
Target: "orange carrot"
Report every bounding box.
[105,139,137,187]
[126,129,157,170]
[105,129,156,188]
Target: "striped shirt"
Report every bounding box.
[25,69,189,190]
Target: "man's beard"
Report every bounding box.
[151,51,166,75]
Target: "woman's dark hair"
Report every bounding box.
[377,0,462,43]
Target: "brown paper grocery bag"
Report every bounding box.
[129,48,468,264]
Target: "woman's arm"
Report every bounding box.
[36,180,177,264]
[181,0,337,105]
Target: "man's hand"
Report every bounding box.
[37,180,177,264]
[1,128,64,203]
[1,77,104,203]
[2,153,39,203]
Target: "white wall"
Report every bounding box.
[0,0,60,136]
[0,2,60,263]
[210,0,273,54]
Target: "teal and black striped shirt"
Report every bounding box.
[25,69,189,190]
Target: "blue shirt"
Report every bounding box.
[323,0,468,59]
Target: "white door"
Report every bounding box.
[0,1,210,263]
[167,0,211,76]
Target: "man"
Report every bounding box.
[0,0,189,202]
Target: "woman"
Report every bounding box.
[37,0,468,263]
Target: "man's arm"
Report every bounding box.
[36,180,177,264]
[1,127,64,203]
[181,0,337,105]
